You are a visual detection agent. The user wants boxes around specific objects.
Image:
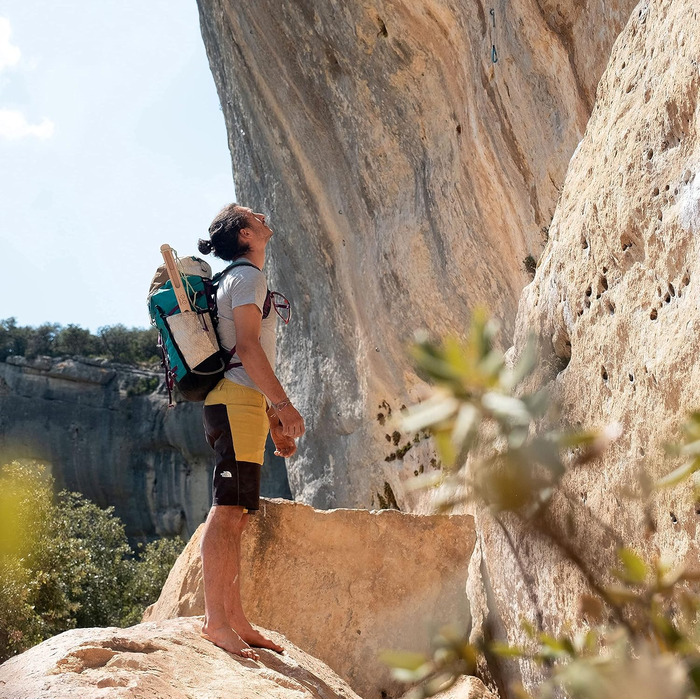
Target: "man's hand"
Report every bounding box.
[270,422,296,458]
[277,403,305,438]
[267,405,302,457]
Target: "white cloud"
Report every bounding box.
[0,109,54,140]
[0,17,21,71]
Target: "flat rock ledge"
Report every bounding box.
[0,616,357,699]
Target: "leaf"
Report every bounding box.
[656,459,699,489]
[434,428,457,469]
[482,392,532,427]
[404,472,444,492]
[650,609,682,648]
[501,334,537,391]
[657,562,686,589]
[469,307,491,361]
[679,438,700,457]
[411,345,463,385]
[558,429,599,449]
[538,633,574,658]
[616,548,648,584]
[393,666,431,683]
[569,423,623,464]
[451,403,479,452]
[491,641,527,658]
[520,388,549,419]
[604,585,642,605]
[522,437,566,477]
[379,649,429,671]
[479,349,505,383]
[521,619,537,637]
[401,394,459,434]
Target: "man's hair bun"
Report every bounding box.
[197,238,213,255]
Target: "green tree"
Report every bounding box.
[0,318,29,360]
[55,324,100,356]
[98,324,155,364]
[49,492,133,628]
[0,461,74,655]
[24,323,61,358]
[132,327,159,365]
[0,461,184,662]
[120,537,185,627]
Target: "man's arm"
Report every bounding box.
[233,303,305,438]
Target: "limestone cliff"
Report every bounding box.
[471,0,700,688]
[196,0,639,509]
[0,356,291,539]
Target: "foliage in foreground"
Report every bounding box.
[0,461,184,662]
[0,317,158,365]
[384,310,700,698]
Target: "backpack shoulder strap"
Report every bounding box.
[212,258,261,285]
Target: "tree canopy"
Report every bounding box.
[0,318,158,365]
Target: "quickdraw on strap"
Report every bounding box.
[157,331,176,407]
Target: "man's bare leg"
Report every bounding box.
[200,505,260,660]
[225,513,284,653]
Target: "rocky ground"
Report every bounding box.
[0,617,357,699]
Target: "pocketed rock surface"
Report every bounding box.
[144,498,477,699]
[0,616,357,699]
[468,0,700,691]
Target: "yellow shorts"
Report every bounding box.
[204,379,269,465]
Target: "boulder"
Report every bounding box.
[0,616,357,699]
[195,0,639,509]
[469,0,700,690]
[144,498,477,699]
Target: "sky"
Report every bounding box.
[0,1,235,331]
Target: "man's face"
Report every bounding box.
[241,206,273,244]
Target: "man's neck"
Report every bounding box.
[241,250,265,270]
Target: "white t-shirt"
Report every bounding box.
[216,264,276,395]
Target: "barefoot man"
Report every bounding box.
[196,203,305,660]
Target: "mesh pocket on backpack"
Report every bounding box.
[166,310,220,372]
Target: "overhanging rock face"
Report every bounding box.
[472,0,700,690]
[144,498,477,699]
[197,0,638,509]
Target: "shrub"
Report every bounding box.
[385,311,700,698]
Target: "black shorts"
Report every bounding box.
[203,403,262,513]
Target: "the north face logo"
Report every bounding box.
[221,471,232,478]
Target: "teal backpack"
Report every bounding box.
[147,247,259,405]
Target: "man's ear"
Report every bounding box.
[239,226,252,240]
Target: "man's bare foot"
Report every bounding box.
[232,621,285,653]
[201,622,260,661]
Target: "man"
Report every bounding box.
[196,203,305,660]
